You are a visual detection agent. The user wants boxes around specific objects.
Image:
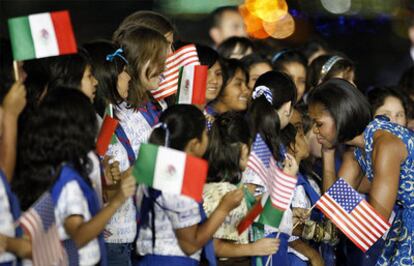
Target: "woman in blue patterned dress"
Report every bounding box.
[307,78,414,265]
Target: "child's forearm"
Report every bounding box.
[66,198,123,248]
[0,113,19,182]
[214,239,255,257]
[6,236,32,259]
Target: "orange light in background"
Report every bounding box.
[252,0,288,22]
[239,4,269,39]
[262,13,295,39]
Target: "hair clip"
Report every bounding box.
[153,122,170,147]
[106,48,129,64]
[320,55,343,78]
[252,85,273,104]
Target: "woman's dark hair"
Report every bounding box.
[116,26,169,107]
[247,71,297,161]
[83,41,127,117]
[149,104,206,151]
[307,78,371,144]
[14,88,97,210]
[241,53,271,71]
[206,112,251,184]
[48,49,91,91]
[306,54,354,92]
[272,50,307,72]
[113,10,175,44]
[217,37,254,59]
[366,86,408,116]
[219,58,248,93]
[196,44,220,68]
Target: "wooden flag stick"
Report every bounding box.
[13,60,20,82]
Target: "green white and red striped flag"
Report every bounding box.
[96,105,119,157]
[237,157,297,233]
[237,193,285,234]
[8,10,77,61]
[176,65,207,105]
[133,143,208,202]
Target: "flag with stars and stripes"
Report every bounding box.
[247,134,272,185]
[151,44,200,101]
[267,156,298,211]
[19,192,68,266]
[315,178,391,252]
[238,156,297,232]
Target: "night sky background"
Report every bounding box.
[1,0,413,91]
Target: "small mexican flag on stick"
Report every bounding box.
[133,143,208,202]
[237,157,297,234]
[96,105,119,157]
[8,10,77,61]
[176,65,208,105]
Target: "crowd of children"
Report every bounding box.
[0,5,414,266]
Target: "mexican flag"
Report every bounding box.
[151,44,200,101]
[8,10,77,61]
[96,106,119,157]
[237,193,285,234]
[133,143,208,202]
[176,65,208,105]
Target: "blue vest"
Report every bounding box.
[137,188,217,266]
[50,165,107,266]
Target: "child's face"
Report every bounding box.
[80,65,98,102]
[374,96,407,126]
[248,63,272,91]
[206,61,223,102]
[289,110,310,161]
[218,69,249,112]
[282,62,306,102]
[117,67,131,100]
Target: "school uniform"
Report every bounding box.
[52,165,106,266]
[203,182,250,266]
[135,186,213,265]
[104,101,161,265]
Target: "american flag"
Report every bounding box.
[19,192,68,266]
[315,178,391,252]
[247,134,272,185]
[151,44,200,101]
[268,157,298,211]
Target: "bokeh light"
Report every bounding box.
[262,13,295,39]
[320,0,351,14]
[246,0,288,22]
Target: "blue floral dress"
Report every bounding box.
[354,116,414,265]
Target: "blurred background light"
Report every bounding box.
[320,0,351,14]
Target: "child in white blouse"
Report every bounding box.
[136,105,243,266]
